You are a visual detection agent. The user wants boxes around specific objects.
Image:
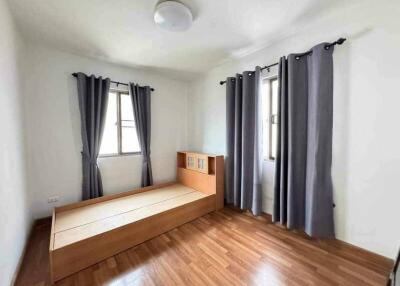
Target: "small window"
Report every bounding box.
[262,77,279,160]
[99,90,141,156]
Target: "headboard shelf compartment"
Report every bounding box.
[177,151,224,210]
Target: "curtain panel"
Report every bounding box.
[226,67,263,215]
[129,83,153,187]
[273,43,335,238]
[76,72,110,200]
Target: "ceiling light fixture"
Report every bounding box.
[154,1,193,32]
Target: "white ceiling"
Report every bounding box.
[8,0,349,78]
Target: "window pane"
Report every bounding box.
[262,79,270,158]
[121,93,134,121]
[121,127,140,153]
[120,93,141,153]
[99,92,118,155]
[270,79,279,160]
[271,122,277,160]
[271,79,278,115]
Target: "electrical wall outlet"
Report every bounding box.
[48,196,59,203]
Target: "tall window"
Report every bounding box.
[262,77,279,160]
[99,90,141,156]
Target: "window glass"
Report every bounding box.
[262,77,279,160]
[262,79,270,158]
[99,91,141,156]
[99,92,118,155]
[270,79,278,160]
[120,93,140,153]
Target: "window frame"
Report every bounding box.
[268,77,278,161]
[99,89,141,158]
[262,76,278,162]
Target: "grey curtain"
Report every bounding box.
[129,83,153,187]
[226,67,263,215]
[273,43,335,238]
[76,72,110,200]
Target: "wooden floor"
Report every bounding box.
[15,208,393,286]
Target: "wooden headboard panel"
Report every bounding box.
[177,152,224,210]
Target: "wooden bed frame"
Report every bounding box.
[49,152,224,283]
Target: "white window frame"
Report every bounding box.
[99,89,141,157]
[262,75,278,161]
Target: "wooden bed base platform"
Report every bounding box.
[49,152,223,283]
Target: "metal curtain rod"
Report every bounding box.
[72,73,155,91]
[219,37,346,85]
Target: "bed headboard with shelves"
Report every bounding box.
[177,151,224,210]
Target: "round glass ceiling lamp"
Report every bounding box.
[154,1,193,32]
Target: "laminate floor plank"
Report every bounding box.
[15,208,393,286]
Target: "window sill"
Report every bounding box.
[98,152,141,159]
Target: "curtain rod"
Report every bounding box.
[219,37,346,85]
[72,73,155,91]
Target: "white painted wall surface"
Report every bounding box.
[0,0,31,284]
[188,0,400,258]
[23,43,189,219]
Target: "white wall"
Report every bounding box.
[24,43,189,219]
[188,0,400,259]
[0,0,31,285]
